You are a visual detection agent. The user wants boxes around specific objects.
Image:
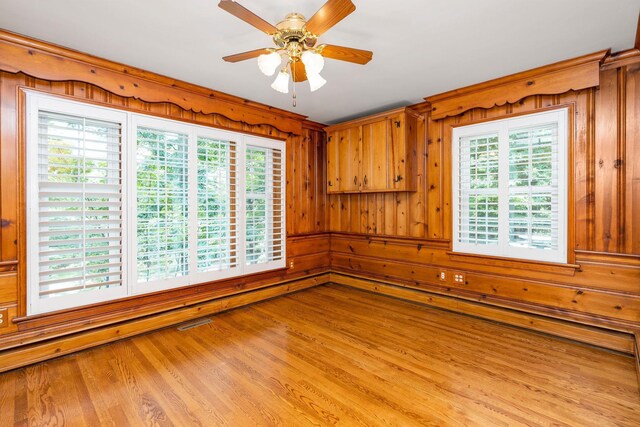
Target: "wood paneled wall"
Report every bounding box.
[329,53,640,332]
[0,41,328,347]
[288,122,328,236]
[0,29,638,362]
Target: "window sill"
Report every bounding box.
[446,251,580,276]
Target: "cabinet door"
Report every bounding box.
[336,127,360,192]
[388,113,416,191]
[326,130,339,193]
[361,118,389,191]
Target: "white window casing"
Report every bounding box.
[26,92,286,315]
[452,108,568,264]
[27,94,129,314]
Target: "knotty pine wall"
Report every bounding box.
[0,28,638,359]
[0,70,328,344]
[329,58,640,332]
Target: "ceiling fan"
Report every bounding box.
[219,0,373,105]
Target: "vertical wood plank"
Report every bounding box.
[594,69,620,252]
[384,193,395,236]
[396,192,408,237]
[0,74,18,262]
[411,114,427,237]
[624,63,640,253]
[574,88,596,251]
[426,115,444,239]
[301,130,311,233]
[286,135,296,236]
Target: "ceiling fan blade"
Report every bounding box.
[305,0,356,36]
[218,0,278,35]
[223,48,272,63]
[318,44,373,65]
[290,60,308,82]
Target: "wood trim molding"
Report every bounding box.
[575,250,640,267]
[329,232,451,249]
[407,101,430,115]
[3,265,329,346]
[0,30,305,135]
[600,48,640,71]
[425,50,608,120]
[324,106,422,132]
[0,274,329,373]
[302,119,327,132]
[330,273,635,354]
[330,263,640,331]
[446,252,580,277]
[1,271,633,373]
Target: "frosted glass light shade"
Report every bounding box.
[271,70,290,93]
[257,52,281,76]
[307,72,326,92]
[301,51,324,75]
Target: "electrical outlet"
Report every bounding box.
[453,272,466,284]
[289,260,294,269]
[0,308,7,328]
[438,271,447,282]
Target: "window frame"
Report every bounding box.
[26,93,130,315]
[243,136,285,276]
[451,108,568,264]
[26,91,286,315]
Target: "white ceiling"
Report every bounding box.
[0,0,638,124]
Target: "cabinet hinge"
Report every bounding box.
[395,120,401,128]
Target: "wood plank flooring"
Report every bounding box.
[0,284,638,426]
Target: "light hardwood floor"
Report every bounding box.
[0,284,638,426]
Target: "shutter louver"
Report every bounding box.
[36,111,124,300]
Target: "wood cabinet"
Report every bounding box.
[325,107,419,193]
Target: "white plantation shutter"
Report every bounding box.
[508,123,559,251]
[195,136,238,275]
[244,141,284,272]
[134,124,190,289]
[453,109,567,263]
[28,96,128,315]
[28,93,286,314]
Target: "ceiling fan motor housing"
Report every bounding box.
[273,13,317,52]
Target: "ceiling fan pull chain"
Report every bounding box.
[292,60,297,107]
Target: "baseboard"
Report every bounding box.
[1,271,636,373]
[330,272,636,355]
[635,333,640,391]
[0,274,328,373]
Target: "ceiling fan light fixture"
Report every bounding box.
[219,0,372,105]
[271,68,290,93]
[301,50,324,75]
[257,51,282,76]
[307,72,326,92]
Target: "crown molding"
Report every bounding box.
[0,29,306,135]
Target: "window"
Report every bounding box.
[27,92,285,315]
[452,109,567,263]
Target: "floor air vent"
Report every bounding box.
[176,318,212,331]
